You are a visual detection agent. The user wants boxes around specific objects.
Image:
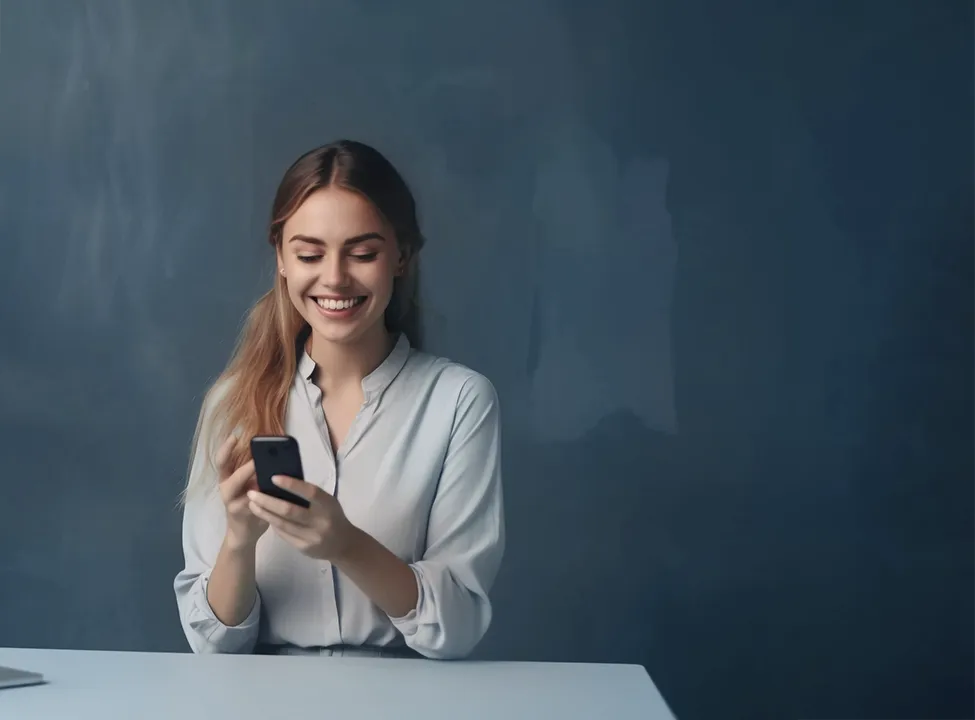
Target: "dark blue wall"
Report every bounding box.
[1,1,971,718]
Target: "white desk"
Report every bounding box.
[0,647,675,719]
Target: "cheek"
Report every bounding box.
[361,259,398,294]
[283,262,316,292]
[282,275,317,315]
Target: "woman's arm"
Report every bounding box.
[332,528,419,619]
[174,487,262,654]
[358,372,505,660]
[174,393,262,654]
[205,534,260,628]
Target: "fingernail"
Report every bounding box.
[271,476,283,486]
[247,491,257,500]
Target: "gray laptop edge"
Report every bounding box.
[0,665,45,689]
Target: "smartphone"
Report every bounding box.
[249,435,311,508]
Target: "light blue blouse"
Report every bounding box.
[174,334,505,659]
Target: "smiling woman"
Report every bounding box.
[173,140,505,660]
[280,190,400,346]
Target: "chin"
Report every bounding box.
[312,324,369,346]
[305,302,377,344]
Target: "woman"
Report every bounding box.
[174,140,504,660]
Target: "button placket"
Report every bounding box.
[303,375,341,643]
[310,383,339,495]
[339,397,377,463]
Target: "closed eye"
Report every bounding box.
[351,252,378,262]
[297,255,322,263]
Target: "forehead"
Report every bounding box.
[284,187,387,241]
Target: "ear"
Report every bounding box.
[276,247,286,278]
[394,246,413,277]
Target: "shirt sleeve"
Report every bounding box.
[173,391,262,654]
[390,372,506,659]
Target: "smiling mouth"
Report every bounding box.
[313,296,366,311]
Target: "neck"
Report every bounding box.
[308,324,394,392]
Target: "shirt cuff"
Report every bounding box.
[387,564,423,636]
[195,571,261,644]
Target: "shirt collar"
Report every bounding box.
[297,332,411,403]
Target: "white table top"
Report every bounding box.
[0,647,675,719]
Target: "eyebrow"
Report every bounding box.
[288,232,386,246]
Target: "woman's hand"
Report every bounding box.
[247,476,356,562]
[215,435,269,550]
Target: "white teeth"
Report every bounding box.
[316,297,362,311]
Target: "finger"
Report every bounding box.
[248,500,314,539]
[247,490,309,525]
[222,460,256,498]
[215,435,239,479]
[270,475,319,503]
[271,524,312,550]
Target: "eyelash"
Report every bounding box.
[297,252,378,264]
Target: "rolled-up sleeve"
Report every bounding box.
[173,393,262,654]
[390,373,505,659]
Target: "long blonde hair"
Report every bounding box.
[182,140,425,502]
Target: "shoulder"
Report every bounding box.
[403,349,499,419]
[190,373,243,457]
[202,374,236,411]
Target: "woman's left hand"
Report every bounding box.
[247,477,356,562]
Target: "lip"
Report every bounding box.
[309,295,367,321]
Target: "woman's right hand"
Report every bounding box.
[216,436,269,550]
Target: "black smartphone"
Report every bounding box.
[249,435,311,508]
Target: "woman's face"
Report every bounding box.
[278,187,402,348]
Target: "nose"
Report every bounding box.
[320,253,350,289]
